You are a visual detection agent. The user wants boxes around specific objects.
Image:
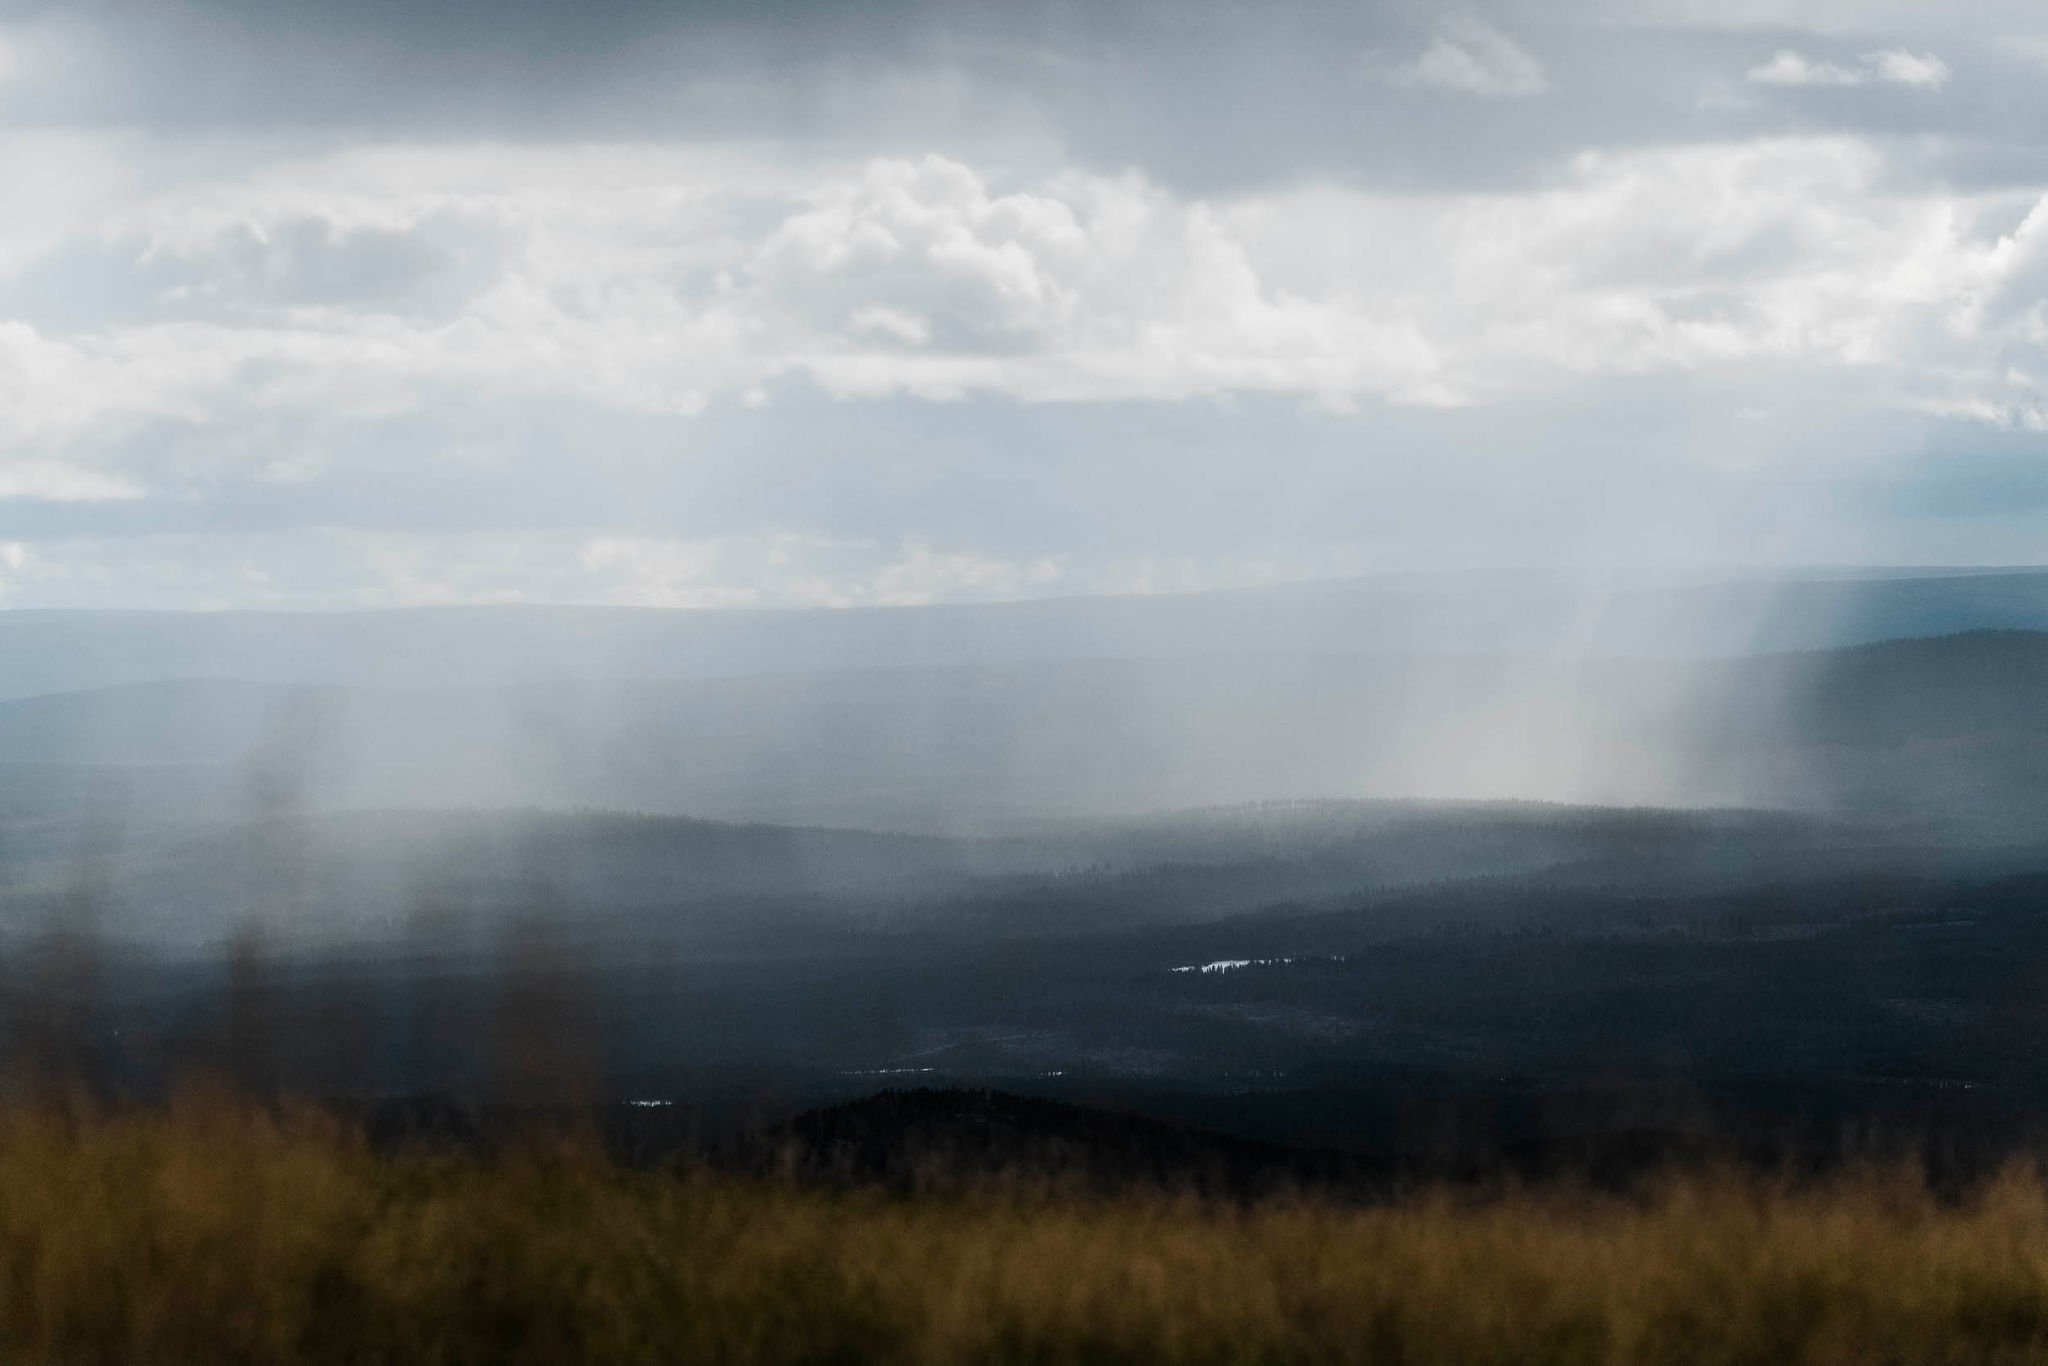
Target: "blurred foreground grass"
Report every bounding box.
[3,1095,2048,1363]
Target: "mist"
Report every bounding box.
[0,564,2039,966]
[0,569,1997,838]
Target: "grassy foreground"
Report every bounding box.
[3,1098,2048,1363]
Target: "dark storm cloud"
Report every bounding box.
[2,0,2032,193]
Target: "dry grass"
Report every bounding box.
[0,1095,2046,1363]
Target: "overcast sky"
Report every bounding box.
[1,0,2046,608]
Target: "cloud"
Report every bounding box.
[748,155,1439,404]
[0,320,257,452]
[145,216,485,317]
[0,526,1081,610]
[582,533,1064,609]
[2,139,2044,451]
[0,3,2015,204]
[845,305,932,347]
[577,537,762,609]
[1384,17,1549,99]
[0,460,141,503]
[1747,48,1951,90]
[1868,49,1954,88]
[3,2,2048,609]
[5,129,2048,602]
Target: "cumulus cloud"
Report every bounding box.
[749,155,1440,404]
[0,320,257,451]
[4,2,2048,608]
[1747,48,1951,90]
[1383,17,1549,99]
[3,138,2046,457]
[4,118,2048,601]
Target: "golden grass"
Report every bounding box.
[0,1096,2045,1363]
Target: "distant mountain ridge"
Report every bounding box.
[1,567,2044,700]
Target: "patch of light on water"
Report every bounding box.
[1169,954,1347,975]
[841,1066,939,1076]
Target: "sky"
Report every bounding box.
[1,0,2047,608]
